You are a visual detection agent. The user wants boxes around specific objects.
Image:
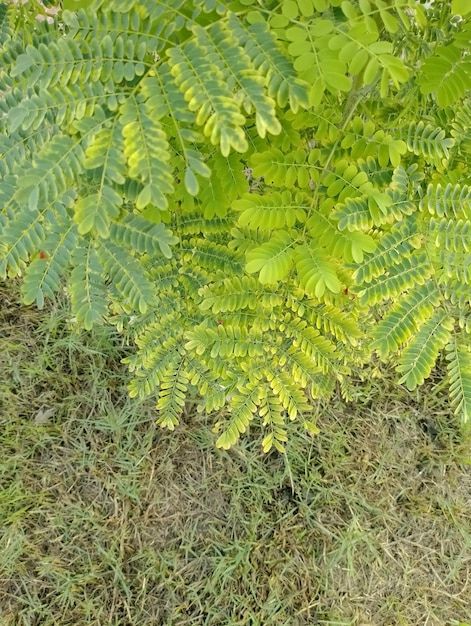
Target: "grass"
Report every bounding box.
[1,280,471,625]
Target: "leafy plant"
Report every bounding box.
[1,0,471,449]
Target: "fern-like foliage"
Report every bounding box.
[446,338,471,426]
[2,0,471,445]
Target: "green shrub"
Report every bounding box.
[1,0,471,448]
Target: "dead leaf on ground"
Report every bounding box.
[33,407,56,426]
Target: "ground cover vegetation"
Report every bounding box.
[1,281,471,625]
[2,0,471,449]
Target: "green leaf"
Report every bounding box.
[10,54,35,77]
[75,187,121,239]
[110,214,178,259]
[419,46,471,107]
[396,310,453,391]
[363,57,379,83]
[452,0,471,16]
[295,244,341,298]
[446,339,471,425]
[184,168,199,196]
[62,0,92,8]
[98,240,156,314]
[70,243,108,330]
[246,231,295,284]
[216,386,260,449]
[121,97,174,209]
